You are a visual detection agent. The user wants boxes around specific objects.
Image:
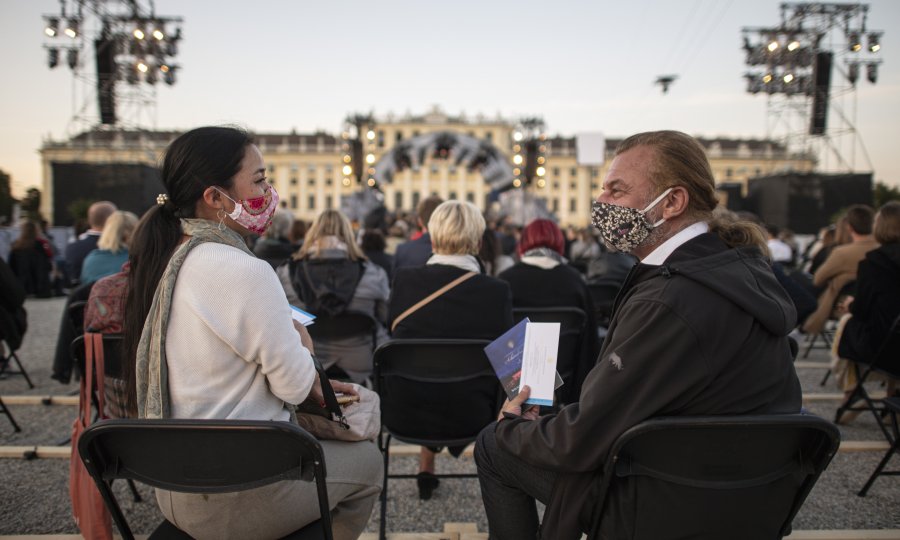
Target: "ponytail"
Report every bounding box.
[708,210,769,256]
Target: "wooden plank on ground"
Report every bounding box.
[359,534,458,540]
[795,361,830,369]
[444,523,479,533]
[0,395,78,406]
[840,440,890,452]
[786,530,900,539]
[803,392,887,402]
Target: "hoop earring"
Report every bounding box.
[217,209,226,231]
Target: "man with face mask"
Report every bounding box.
[474,130,802,540]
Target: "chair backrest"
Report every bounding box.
[373,338,501,446]
[307,309,377,345]
[71,333,124,379]
[68,300,87,333]
[586,281,622,328]
[591,414,840,540]
[512,306,587,404]
[78,418,332,540]
[871,315,900,379]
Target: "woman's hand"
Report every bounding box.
[293,320,315,355]
[497,385,540,422]
[330,379,358,398]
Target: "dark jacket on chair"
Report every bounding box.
[0,258,27,351]
[392,233,433,271]
[837,243,900,363]
[498,262,599,404]
[494,232,803,539]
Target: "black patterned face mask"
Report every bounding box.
[590,187,672,252]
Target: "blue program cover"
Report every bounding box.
[484,318,529,400]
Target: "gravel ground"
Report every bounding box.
[1,297,897,535]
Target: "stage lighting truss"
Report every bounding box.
[511,119,546,188]
[41,2,183,87]
[742,3,884,96]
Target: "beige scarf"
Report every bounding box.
[135,218,253,419]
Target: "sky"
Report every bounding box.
[2,0,899,198]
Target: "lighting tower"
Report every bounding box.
[510,117,546,190]
[741,2,883,171]
[41,0,183,132]
[342,113,376,188]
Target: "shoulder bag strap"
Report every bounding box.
[390,272,476,333]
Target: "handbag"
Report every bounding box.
[69,332,113,540]
[295,357,380,442]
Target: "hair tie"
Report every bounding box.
[156,193,170,207]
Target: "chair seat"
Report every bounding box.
[149,518,325,540]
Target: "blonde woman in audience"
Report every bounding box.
[79,210,138,284]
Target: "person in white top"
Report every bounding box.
[122,126,381,540]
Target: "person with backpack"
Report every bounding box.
[277,209,390,384]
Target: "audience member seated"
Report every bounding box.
[584,246,636,285]
[498,219,598,404]
[765,224,793,265]
[64,201,117,286]
[278,209,389,384]
[479,227,514,277]
[83,262,130,418]
[0,258,27,364]
[832,201,900,406]
[568,227,601,272]
[802,205,879,335]
[80,211,138,285]
[122,127,381,539]
[474,130,801,539]
[393,195,443,270]
[804,225,839,275]
[8,220,53,298]
[253,208,295,269]
[361,229,394,283]
[389,200,513,500]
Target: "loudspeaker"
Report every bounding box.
[51,162,164,226]
[95,38,117,125]
[810,52,832,136]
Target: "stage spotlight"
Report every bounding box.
[137,60,149,73]
[848,32,861,52]
[45,18,59,37]
[47,48,59,68]
[367,178,376,187]
[342,155,351,163]
[64,19,79,38]
[342,177,351,187]
[513,179,522,188]
[513,131,524,142]
[868,33,881,53]
[513,154,523,165]
[152,24,165,40]
[767,39,779,52]
[133,27,145,40]
[163,65,176,85]
[366,153,375,164]
[762,73,773,84]
[67,48,78,69]
[787,40,800,51]
[366,130,375,141]
[847,62,859,84]
[783,73,794,83]
[867,62,878,84]
[342,165,353,176]
[536,166,546,177]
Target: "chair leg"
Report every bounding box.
[819,369,831,386]
[858,433,899,496]
[802,333,817,359]
[126,479,142,502]
[379,433,391,540]
[0,351,35,389]
[0,397,21,432]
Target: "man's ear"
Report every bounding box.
[662,186,689,220]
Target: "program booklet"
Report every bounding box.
[484,318,562,406]
[290,305,316,326]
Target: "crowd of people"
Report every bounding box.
[3,126,898,539]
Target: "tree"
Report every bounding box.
[21,187,43,222]
[874,181,900,208]
[0,169,14,226]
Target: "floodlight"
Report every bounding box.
[848,32,861,52]
[45,18,59,37]
[64,19,79,38]
[342,165,353,176]
[868,33,881,53]
[513,154,523,165]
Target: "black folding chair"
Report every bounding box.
[78,419,333,540]
[0,328,34,389]
[589,414,840,540]
[587,280,621,329]
[834,316,900,442]
[859,396,900,496]
[306,310,378,380]
[373,338,501,540]
[70,334,141,502]
[0,396,20,432]
[512,306,588,405]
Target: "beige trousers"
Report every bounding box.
[156,439,383,540]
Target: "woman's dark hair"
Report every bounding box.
[361,229,387,252]
[12,220,39,251]
[121,126,252,416]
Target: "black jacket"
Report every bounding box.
[495,233,802,539]
[838,243,900,362]
[393,233,432,271]
[0,258,27,350]
[498,262,599,404]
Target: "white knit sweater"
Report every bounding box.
[165,242,316,421]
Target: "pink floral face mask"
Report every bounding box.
[216,186,279,235]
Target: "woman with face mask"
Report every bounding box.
[121,127,382,540]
